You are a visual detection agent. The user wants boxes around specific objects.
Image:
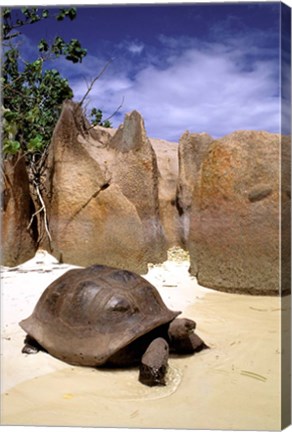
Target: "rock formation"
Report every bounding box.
[85,124,181,251]
[281,135,291,294]
[2,100,289,297]
[108,111,167,263]
[82,110,167,264]
[150,138,182,248]
[176,131,213,246]
[42,101,148,273]
[189,130,285,295]
[33,103,172,272]
[1,155,37,266]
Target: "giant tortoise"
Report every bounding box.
[20,264,207,386]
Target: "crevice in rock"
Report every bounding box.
[175,194,184,217]
[28,195,39,246]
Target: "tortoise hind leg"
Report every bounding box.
[22,335,45,355]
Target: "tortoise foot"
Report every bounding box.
[139,337,169,386]
[22,335,43,355]
[22,344,39,354]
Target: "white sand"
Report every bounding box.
[0,250,286,429]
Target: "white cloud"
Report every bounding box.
[70,37,280,141]
[114,40,145,56]
[127,42,145,55]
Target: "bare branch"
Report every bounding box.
[3,32,21,41]
[27,202,44,230]
[104,96,125,123]
[27,180,52,247]
[26,151,52,247]
[78,59,113,107]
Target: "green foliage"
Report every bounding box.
[56,8,77,21]
[2,107,20,154]
[90,108,112,128]
[2,7,86,156]
[3,140,21,154]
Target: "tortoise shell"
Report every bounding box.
[19,265,180,366]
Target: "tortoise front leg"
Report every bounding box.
[139,337,169,386]
[168,318,208,354]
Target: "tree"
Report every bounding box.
[2,7,88,157]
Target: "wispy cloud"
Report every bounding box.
[127,42,145,55]
[64,34,280,141]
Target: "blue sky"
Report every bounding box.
[9,3,289,141]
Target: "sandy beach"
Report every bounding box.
[0,249,287,429]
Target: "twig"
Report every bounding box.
[37,184,51,243]
[3,31,21,41]
[27,204,44,230]
[104,96,125,123]
[78,59,113,107]
[27,180,52,247]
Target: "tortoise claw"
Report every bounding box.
[21,335,44,355]
[22,343,39,355]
